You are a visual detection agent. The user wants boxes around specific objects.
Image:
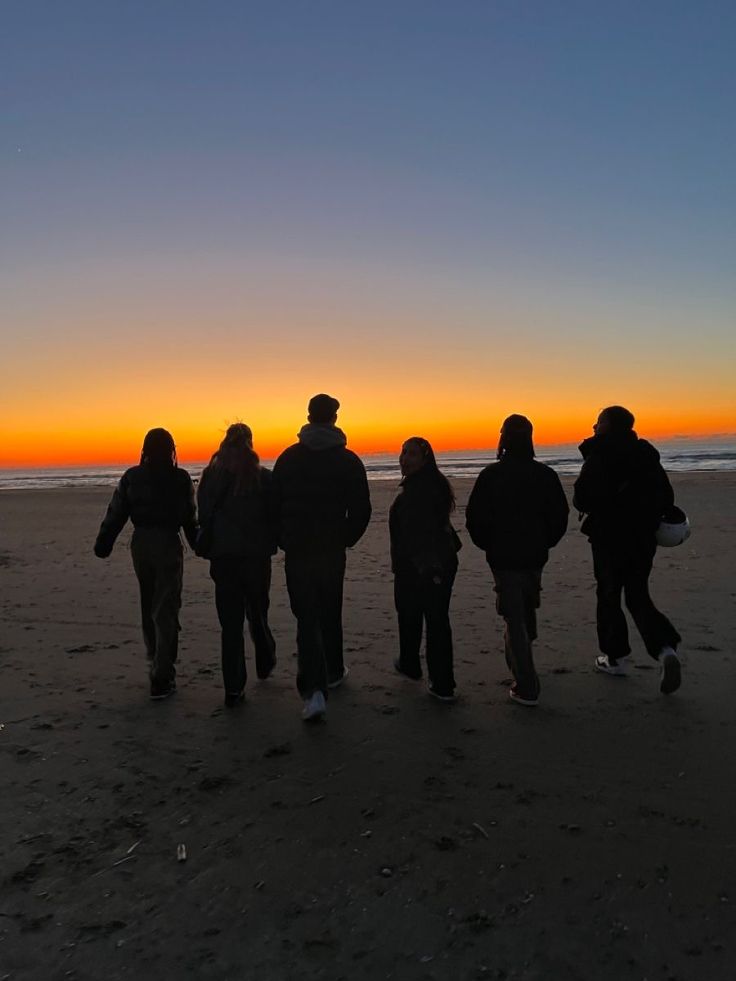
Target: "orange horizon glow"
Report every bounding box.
[2,414,734,469]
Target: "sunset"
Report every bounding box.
[3,3,735,978]
[3,3,734,468]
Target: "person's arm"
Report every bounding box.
[94,474,130,557]
[544,471,569,548]
[180,472,198,550]
[345,455,372,547]
[572,455,605,514]
[465,469,493,550]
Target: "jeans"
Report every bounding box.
[130,527,183,689]
[394,560,457,696]
[592,542,681,662]
[209,557,276,694]
[284,550,347,697]
[491,568,542,698]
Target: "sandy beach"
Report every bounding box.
[1,473,735,981]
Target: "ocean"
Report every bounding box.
[1,438,734,491]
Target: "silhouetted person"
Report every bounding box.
[466,415,568,706]
[390,437,461,701]
[573,405,682,693]
[94,428,196,699]
[197,424,277,707]
[271,394,371,721]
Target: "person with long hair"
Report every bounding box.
[390,436,461,701]
[94,428,197,700]
[197,423,277,706]
[466,415,568,706]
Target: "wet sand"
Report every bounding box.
[1,474,735,980]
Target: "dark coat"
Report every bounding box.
[573,432,674,546]
[389,467,460,577]
[197,465,277,560]
[465,456,569,570]
[271,429,371,554]
[94,464,197,557]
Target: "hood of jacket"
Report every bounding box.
[297,424,348,452]
[579,431,661,465]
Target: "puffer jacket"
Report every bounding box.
[197,465,277,560]
[94,464,197,556]
[389,467,460,576]
[572,432,674,546]
[466,456,569,570]
[271,424,371,554]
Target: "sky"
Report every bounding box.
[2,0,735,466]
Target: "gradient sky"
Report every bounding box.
[2,0,735,466]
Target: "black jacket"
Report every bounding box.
[197,465,277,560]
[271,426,371,554]
[573,432,674,546]
[94,464,197,556]
[465,456,569,570]
[389,467,460,577]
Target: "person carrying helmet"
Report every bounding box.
[573,406,683,693]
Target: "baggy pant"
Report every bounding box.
[284,550,346,697]
[491,568,543,698]
[592,542,681,662]
[394,560,457,697]
[209,556,276,694]
[130,527,183,689]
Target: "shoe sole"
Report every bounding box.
[660,654,682,694]
[394,661,422,681]
[594,658,629,677]
[302,709,327,722]
[428,688,455,703]
[150,689,176,700]
[509,691,538,707]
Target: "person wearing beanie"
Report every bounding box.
[465,415,569,706]
[573,406,682,693]
[94,428,197,700]
[271,394,371,721]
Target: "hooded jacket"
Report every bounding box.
[572,432,674,546]
[465,456,569,570]
[197,465,277,560]
[94,464,197,557]
[271,424,371,554]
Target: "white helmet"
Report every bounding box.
[656,506,690,547]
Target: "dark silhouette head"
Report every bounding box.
[497,414,535,460]
[308,393,340,425]
[400,436,455,512]
[208,422,260,492]
[596,405,635,436]
[140,428,177,467]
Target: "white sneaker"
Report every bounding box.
[659,648,681,695]
[301,690,327,721]
[594,655,630,676]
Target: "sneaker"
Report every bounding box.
[301,690,327,721]
[659,648,681,695]
[428,684,455,703]
[224,690,245,707]
[327,665,349,689]
[594,655,630,676]
[393,658,422,681]
[150,681,177,700]
[509,684,538,707]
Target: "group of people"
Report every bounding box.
[94,395,684,719]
